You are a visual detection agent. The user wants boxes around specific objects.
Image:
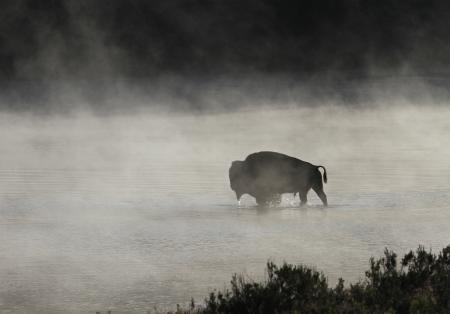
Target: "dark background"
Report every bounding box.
[1,0,449,110]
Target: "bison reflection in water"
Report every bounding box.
[229,151,328,206]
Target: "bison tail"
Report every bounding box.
[317,166,327,184]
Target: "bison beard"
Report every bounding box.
[229,151,328,206]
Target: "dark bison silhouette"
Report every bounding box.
[229,151,328,206]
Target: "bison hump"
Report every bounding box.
[245,151,303,164]
[244,151,308,176]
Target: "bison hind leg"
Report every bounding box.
[269,194,282,206]
[312,185,328,207]
[299,190,308,207]
[255,194,282,206]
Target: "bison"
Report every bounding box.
[229,151,328,206]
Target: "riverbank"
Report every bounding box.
[166,245,450,313]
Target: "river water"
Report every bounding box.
[1,106,450,313]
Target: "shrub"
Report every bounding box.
[179,245,450,314]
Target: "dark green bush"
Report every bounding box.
[184,245,450,314]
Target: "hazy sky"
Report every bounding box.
[1,0,449,111]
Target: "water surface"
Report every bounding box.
[1,106,450,313]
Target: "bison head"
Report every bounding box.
[229,160,250,200]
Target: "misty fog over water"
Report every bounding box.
[1,104,450,313]
[2,1,450,313]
